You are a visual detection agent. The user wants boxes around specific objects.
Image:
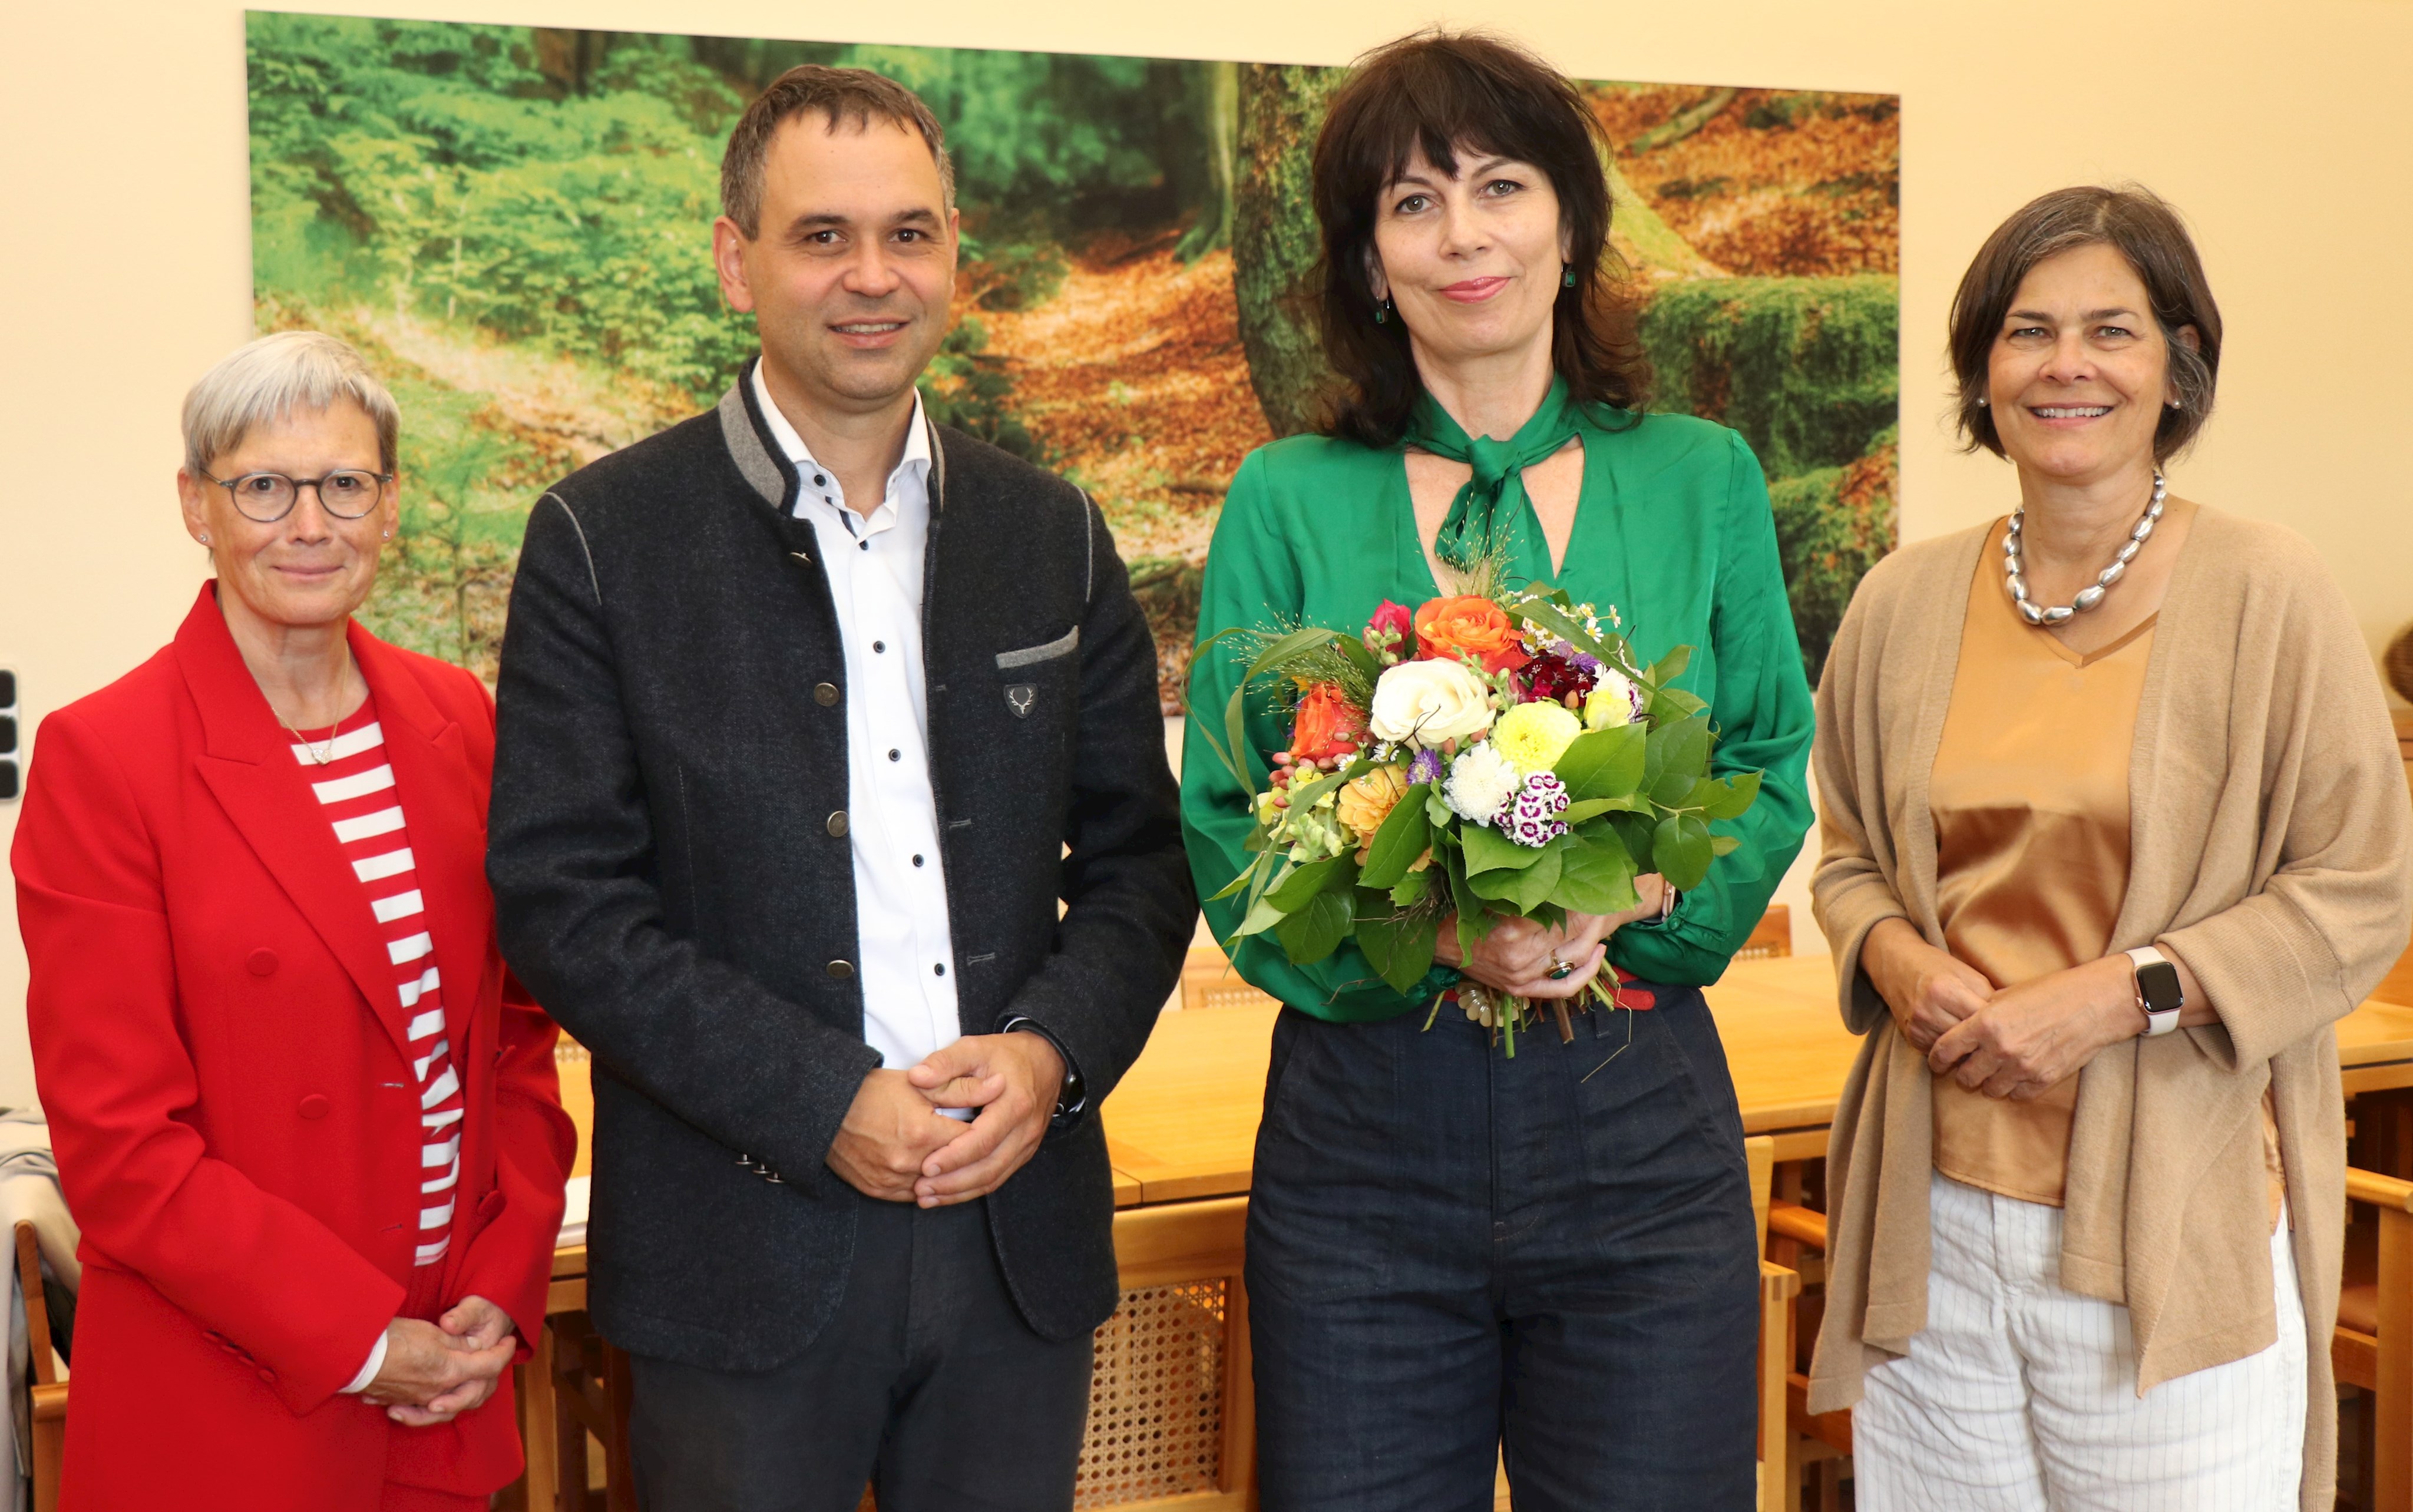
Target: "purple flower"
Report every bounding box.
[1407,747,1443,788]
[1504,772,1572,848]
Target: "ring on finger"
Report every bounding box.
[1546,952,1576,981]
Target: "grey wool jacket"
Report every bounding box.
[487,358,1196,1369]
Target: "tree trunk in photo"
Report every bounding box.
[1233,63,1345,439]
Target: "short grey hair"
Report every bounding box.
[181,330,401,478]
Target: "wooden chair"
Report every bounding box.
[1747,1137,1803,1512]
[1180,947,1278,1013]
[1766,1200,1851,1511]
[529,1305,634,1512]
[15,1222,65,1512]
[1737,905,1794,962]
[2339,1166,2413,1511]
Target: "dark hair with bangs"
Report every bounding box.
[1310,29,1650,447]
[1949,185,2221,463]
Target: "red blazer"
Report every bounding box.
[10,587,575,1510]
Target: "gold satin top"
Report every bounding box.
[1928,526,2156,1206]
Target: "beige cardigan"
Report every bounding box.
[1807,507,2413,1509]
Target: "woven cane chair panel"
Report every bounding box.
[1074,1280,1230,1507]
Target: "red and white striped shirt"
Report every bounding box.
[290,699,462,1269]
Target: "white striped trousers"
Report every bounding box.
[1854,1170,2305,1511]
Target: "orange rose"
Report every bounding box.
[1287,683,1364,762]
[1414,595,1530,674]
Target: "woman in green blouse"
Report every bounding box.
[1180,32,1815,1511]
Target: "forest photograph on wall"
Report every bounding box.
[246,12,1900,707]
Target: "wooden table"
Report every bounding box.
[1099,954,2413,1205]
[524,959,2413,1510]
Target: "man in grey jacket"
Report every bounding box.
[487,65,1194,1511]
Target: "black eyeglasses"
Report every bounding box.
[203,469,393,523]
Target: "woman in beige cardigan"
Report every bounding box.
[1809,184,2412,1511]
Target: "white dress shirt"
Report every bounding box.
[753,363,966,1074]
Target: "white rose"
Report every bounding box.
[1368,659,1495,749]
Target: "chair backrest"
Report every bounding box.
[1735,906,1793,962]
[14,1221,58,1388]
[1180,947,1277,1013]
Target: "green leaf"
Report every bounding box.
[1357,909,1439,995]
[1552,723,1647,801]
[1561,795,1650,824]
[1644,714,1711,790]
[1179,625,1262,789]
[1267,854,1353,909]
[1206,851,1267,902]
[1229,893,1287,939]
[1445,849,1485,961]
[1358,783,1433,889]
[1462,822,1548,875]
[1275,889,1355,965]
[1652,812,1715,892]
[1648,685,1708,723]
[1282,756,1371,815]
[1390,868,1433,906]
[1510,597,1607,657]
[1648,644,1693,687]
[1242,626,1345,687]
[1553,832,1639,914]
[1334,633,1383,687]
[1469,837,1564,911]
[1710,834,1741,856]
[1607,810,1658,864]
[1701,770,1763,821]
[1426,788,1455,826]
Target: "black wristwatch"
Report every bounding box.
[2125,946,2184,1037]
[1000,1017,1088,1129]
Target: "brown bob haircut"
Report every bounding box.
[720,65,955,238]
[1311,30,1651,447]
[1949,185,2222,463]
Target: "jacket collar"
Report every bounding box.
[718,354,948,526]
[172,585,485,1066]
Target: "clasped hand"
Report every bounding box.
[1862,918,2143,1101]
[1433,874,1670,1001]
[361,1294,515,1425]
[825,1032,1065,1209]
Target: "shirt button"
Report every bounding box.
[256,1367,278,1384]
[247,948,279,977]
[858,541,869,551]
[297,1094,331,1120]
[911,855,925,868]
[888,749,900,762]
[933,964,946,977]
[827,810,849,838]
[826,960,855,981]
[814,683,840,707]
[872,641,885,653]
[813,473,827,486]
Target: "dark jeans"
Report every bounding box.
[627,1195,1093,1512]
[1247,987,1760,1511]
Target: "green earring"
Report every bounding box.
[1562,265,1576,288]
[1375,295,1391,325]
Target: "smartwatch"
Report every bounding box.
[2124,945,2184,1037]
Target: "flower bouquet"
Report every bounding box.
[1190,574,1763,1053]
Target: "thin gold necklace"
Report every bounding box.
[279,656,358,766]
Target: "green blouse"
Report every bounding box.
[1179,406,1817,1023]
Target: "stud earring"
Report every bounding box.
[382,529,392,539]
[199,532,210,544]
[1975,398,1989,408]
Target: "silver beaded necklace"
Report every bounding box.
[2002,470,2166,626]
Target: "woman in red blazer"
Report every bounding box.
[9,332,574,1511]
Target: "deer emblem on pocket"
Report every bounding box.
[1005,684,1037,719]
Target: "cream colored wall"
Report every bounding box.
[2,0,2408,1105]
